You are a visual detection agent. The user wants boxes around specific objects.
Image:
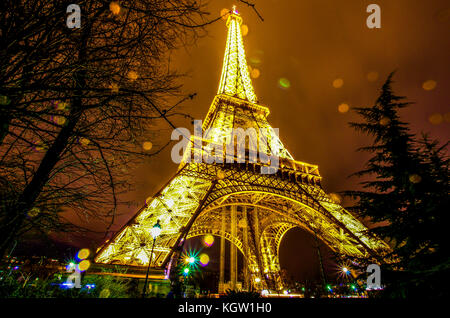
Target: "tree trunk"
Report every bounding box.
[0,22,92,260]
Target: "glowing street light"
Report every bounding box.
[150,220,162,239]
[142,220,161,297]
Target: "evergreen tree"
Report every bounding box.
[347,72,449,297]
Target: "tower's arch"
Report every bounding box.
[186,189,377,290]
[199,190,374,258]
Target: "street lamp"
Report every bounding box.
[142,220,161,298]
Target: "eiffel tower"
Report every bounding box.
[94,7,390,292]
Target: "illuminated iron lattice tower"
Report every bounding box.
[95,8,390,292]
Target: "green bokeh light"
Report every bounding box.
[278,78,291,89]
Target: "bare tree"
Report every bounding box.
[0,0,212,258]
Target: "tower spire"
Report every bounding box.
[217,8,257,103]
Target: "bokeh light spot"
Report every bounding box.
[78,260,90,272]
[241,24,249,36]
[250,68,260,79]
[203,235,214,247]
[367,71,379,82]
[0,95,10,105]
[109,83,119,93]
[332,78,344,88]
[185,256,195,264]
[77,248,90,260]
[338,103,350,113]
[217,170,225,180]
[409,174,422,184]
[278,78,291,89]
[52,115,66,125]
[28,207,40,218]
[422,80,437,91]
[249,56,261,66]
[379,117,390,126]
[110,2,120,15]
[142,141,153,151]
[428,113,443,125]
[128,71,139,81]
[55,101,68,110]
[199,253,210,266]
[79,137,90,146]
[58,116,66,125]
[220,8,230,20]
[100,288,111,298]
[34,140,48,152]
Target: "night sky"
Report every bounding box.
[53,1,449,282]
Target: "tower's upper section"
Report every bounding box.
[217,7,257,103]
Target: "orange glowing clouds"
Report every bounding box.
[203,235,214,247]
[128,71,139,81]
[142,141,153,151]
[241,24,249,36]
[338,103,350,113]
[278,78,291,89]
[409,174,422,184]
[250,68,260,79]
[332,78,344,88]
[367,71,379,82]
[422,80,437,91]
[220,8,230,20]
[199,253,210,266]
[110,2,121,15]
[428,113,443,125]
